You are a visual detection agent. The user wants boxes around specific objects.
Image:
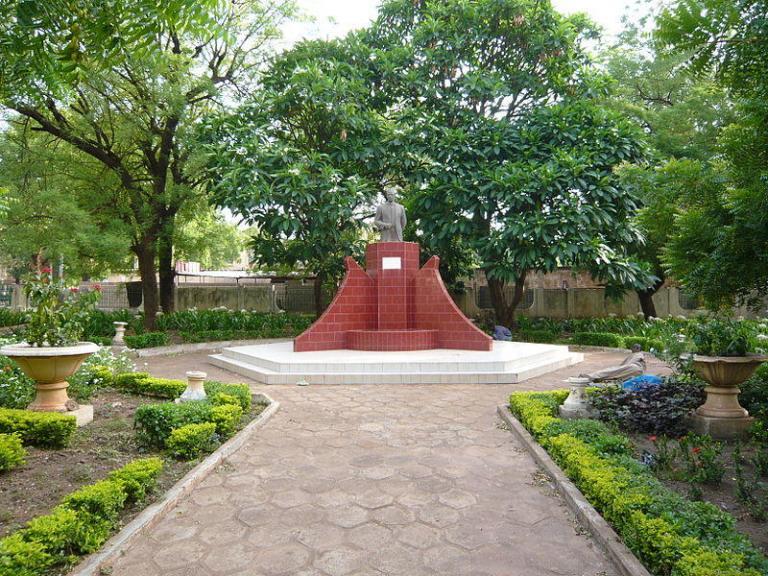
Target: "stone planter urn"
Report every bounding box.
[0,342,99,426]
[559,376,593,419]
[112,321,128,348]
[690,354,766,439]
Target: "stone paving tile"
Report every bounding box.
[107,351,650,575]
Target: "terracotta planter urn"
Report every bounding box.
[690,354,766,439]
[0,342,99,426]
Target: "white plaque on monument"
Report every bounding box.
[382,257,402,270]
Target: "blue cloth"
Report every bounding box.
[493,325,512,341]
[622,374,663,391]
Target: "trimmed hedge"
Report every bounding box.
[623,336,664,352]
[0,457,162,576]
[0,433,26,472]
[134,393,244,449]
[509,391,768,576]
[124,332,169,349]
[166,422,217,460]
[180,330,275,343]
[0,409,76,448]
[570,332,625,348]
[513,329,558,344]
[112,372,251,411]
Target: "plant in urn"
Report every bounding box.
[0,269,101,426]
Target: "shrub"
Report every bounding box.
[688,316,754,357]
[0,307,26,328]
[211,403,243,438]
[509,391,768,576]
[124,332,169,349]
[113,373,252,410]
[156,309,313,335]
[623,336,664,353]
[589,379,705,436]
[0,457,162,575]
[0,533,53,576]
[134,401,214,448]
[513,329,558,344]
[0,409,76,448]
[166,422,218,459]
[205,382,251,412]
[81,309,134,338]
[741,364,768,426]
[0,433,26,472]
[570,332,625,348]
[107,457,163,502]
[0,355,34,409]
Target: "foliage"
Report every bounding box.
[512,330,558,344]
[23,269,101,347]
[134,401,214,449]
[0,457,162,575]
[688,316,754,356]
[0,408,76,448]
[509,391,768,576]
[172,203,247,270]
[365,0,650,326]
[589,379,705,436]
[112,372,251,411]
[0,354,34,409]
[201,36,383,315]
[124,332,169,350]
[210,403,243,438]
[678,434,725,498]
[0,308,26,328]
[741,365,768,427]
[157,309,313,336]
[81,310,135,339]
[66,347,135,402]
[623,336,665,353]
[165,422,218,460]
[570,332,626,348]
[0,433,25,472]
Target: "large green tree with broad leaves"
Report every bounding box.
[655,0,768,309]
[201,38,388,316]
[364,0,650,326]
[604,21,734,317]
[0,0,295,328]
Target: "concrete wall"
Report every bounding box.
[175,285,277,312]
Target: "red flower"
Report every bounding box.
[93,284,102,291]
[69,286,80,293]
[648,435,657,442]
[692,447,702,454]
[40,266,52,274]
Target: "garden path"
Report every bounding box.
[107,350,669,576]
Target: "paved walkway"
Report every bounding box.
[108,350,669,576]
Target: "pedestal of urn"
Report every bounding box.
[690,355,766,439]
[0,342,99,426]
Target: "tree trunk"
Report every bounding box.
[637,277,665,319]
[134,242,159,331]
[158,217,176,313]
[487,270,527,329]
[313,272,325,319]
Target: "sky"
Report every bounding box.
[286,0,645,44]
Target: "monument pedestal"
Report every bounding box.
[294,242,492,352]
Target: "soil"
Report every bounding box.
[0,389,263,538]
[633,434,768,556]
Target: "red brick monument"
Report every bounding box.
[294,241,492,352]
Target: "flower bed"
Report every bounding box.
[509,390,768,576]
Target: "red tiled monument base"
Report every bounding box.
[294,242,492,352]
[347,329,438,351]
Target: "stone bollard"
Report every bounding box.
[559,376,593,419]
[177,371,208,403]
[112,322,128,348]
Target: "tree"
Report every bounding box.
[0,0,295,327]
[365,0,649,326]
[654,0,768,308]
[201,38,388,316]
[0,120,131,279]
[603,23,734,316]
[173,203,246,271]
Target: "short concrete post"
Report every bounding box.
[177,371,208,403]
[559,376,592,419]
[112,322,128,348]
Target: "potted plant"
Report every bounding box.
[686,315,767,438]
[0,269,100,424]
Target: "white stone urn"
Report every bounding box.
[176,371,208,403]
[0,342,98,424]
[112,321,128,347]
[559,376,593,419]
[690,354,767,439]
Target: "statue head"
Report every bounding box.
[383,185,399,203]
[631,343,643,353]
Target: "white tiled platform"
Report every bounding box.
[209,341,583,385]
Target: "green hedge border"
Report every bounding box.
[509,391,768,576]
[0,458,163,576]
